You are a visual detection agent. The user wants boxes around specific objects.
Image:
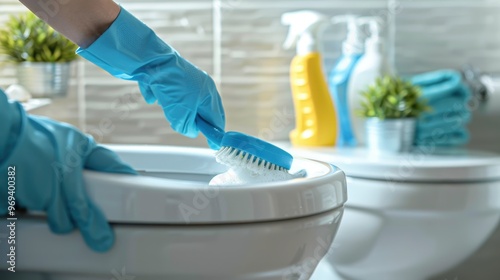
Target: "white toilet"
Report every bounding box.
[0,145,347,280]
[287,146,500,280]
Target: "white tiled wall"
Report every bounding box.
[2,0,499,149]
[219,0,390,140]
[394,0,500,154]
[1,0,500,278]
[395,0,500,75]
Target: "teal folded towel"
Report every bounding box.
[423,84,470,111]
[416,121,467,138]
[411,70,472,147]
[415,127,469,147]
[418,109,471,130]
[411,70,468,103]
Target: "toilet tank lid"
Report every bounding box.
[287,146,500,182]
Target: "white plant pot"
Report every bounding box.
[16,62,71,98]
[365,117,416,154]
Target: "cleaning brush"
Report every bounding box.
[196,116,294,173]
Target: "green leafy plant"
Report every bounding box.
[359,75,429,119]
[0,12,78,63]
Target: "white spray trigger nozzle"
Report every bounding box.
[331,15,364,55]
[357,16,383,38]
[281,10,329,54]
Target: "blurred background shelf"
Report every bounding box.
[21,98,51,111]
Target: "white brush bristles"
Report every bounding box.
[215,146,287,174]
[209,146,306,186]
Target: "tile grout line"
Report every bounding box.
[212,0,222,87]
[388,0,397,74]
[77,59,87,131]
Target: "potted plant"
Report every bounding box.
[0,11,78,98]
[359,75,429,154]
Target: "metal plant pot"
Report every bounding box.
[16,62,71,98]
[365,118,416,154]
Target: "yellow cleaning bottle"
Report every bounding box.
[282,11,337,147]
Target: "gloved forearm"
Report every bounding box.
[19,0,119,47]
[78,7,226,145]
[18,2,227,146]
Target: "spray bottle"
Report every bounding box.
[282,10,337,147]
[348,17,391,145]
[328,15,365,147]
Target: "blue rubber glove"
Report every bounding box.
[0,91,137,252]
[77,7,225,149]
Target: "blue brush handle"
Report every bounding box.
[196,115,225,149]
[197,115,292,170]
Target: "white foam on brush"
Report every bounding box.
[209,167,306,186]
[209,147,306,186]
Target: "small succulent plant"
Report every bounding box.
[359,75,429,119]
[0,12,78,63]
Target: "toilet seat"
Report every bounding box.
[287,146,500,182]
[2,145,347,280]
[284,145,500,211]
[84,145,347,224]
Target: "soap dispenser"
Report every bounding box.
[282,10,337,147]
[348,17,391,145]
[328,15,365,147]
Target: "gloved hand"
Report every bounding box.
[0,91,137,252]
[77,7,225,149]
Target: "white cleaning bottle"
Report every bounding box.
[328,15,364,147]
[347,17,391,145]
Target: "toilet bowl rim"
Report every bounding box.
[81,145,348,224]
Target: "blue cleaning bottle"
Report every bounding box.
[328,16,365,147]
